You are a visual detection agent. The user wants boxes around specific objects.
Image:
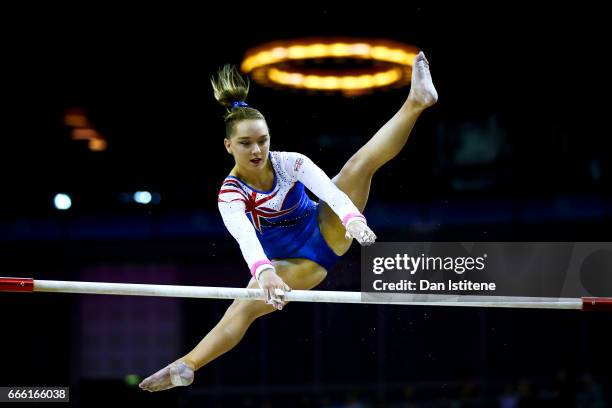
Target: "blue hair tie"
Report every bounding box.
[230,101,249,109]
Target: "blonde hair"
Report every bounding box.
[211,64,266,138]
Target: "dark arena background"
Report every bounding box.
[1,5,610,408]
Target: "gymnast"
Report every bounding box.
[140,51,437,391]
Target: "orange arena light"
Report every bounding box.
[241,38,419,95]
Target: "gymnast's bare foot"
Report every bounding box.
[139,360,195,392]
[407,51,438,110]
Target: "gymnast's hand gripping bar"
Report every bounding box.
[1,277,611,311]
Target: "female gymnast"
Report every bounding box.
[139,51,437,391]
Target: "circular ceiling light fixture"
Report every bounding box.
[241,38,419,95]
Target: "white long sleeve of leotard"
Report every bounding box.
[281,152,366,226]
[217,197,275,279]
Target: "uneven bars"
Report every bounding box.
[1,277,611,311]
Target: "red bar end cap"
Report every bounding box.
[582,297,612,312]
[0,277,34,293]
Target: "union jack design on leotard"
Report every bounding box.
[218,180,300,232]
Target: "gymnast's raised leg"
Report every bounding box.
[317,51,438,256]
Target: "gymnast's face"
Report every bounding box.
[224,119,271,172]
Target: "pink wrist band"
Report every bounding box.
[250,259,274,278]
[342,212,366,226]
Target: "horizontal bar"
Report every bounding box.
[2,277,607,310]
